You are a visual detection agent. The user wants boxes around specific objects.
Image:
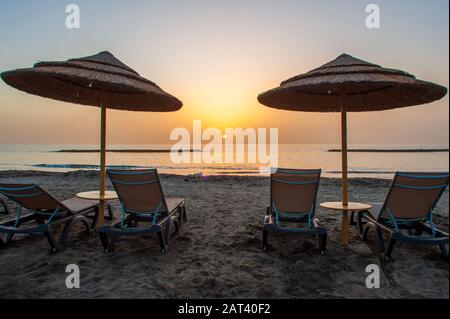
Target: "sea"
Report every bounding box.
[0,144,448,179]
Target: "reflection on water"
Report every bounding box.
[0,144,448,179]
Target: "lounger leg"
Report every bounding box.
[319,233,327,256]
[384,237,396,262]
[59,220,73,246]
[182,205,188,223]
[172,216,180,238]
[363,222,386,255]
[349,211,357,226]
[91,207,99,229]
[110,234,118,251]
[439,243,448,261]
[5,211,24,243]
[262,230,269,251]
[99,232,111,252]
[45,228,58,253]
[158,231,167,253]
[177,206,182,227]
[175,218,180,234]
[106,203,114,220]
[164,216,179,245]
[5,232,14,244]
[357,212,366,235]
[164,218,172,245]
[177,205,187,227]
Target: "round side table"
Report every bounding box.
[76,191,118,226]
[320,202,372,246]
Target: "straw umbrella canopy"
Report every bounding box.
[258,53,447,206]
[1,51,182,223]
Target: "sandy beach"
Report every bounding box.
[0,170,448,299]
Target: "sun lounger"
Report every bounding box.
[98,169,187,253]
[263,168,327,255]
[358,172,449,262]
[0,183,102,251]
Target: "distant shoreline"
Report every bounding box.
[55,148,450,154]
[328,149,449,153]
[53,149,200,153]
[0,169,395,181]
[0,168,404,179]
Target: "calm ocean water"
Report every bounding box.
[0,144,448,179]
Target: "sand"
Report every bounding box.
[0,170,448,299]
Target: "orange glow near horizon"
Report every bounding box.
[0,0,448,145]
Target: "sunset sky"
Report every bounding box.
[0,0,448,145]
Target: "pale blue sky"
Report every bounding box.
[0,0,448,145]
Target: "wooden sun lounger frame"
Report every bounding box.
[98,169,187,253]
[263,168,327,255]
[357,172,449,262]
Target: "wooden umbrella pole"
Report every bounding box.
[341,94,349,207]
[99,103,107,225]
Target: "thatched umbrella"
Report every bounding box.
[258,53,447,206]
[1,51,182,223]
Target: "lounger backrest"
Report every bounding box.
[107,169,168,213]
[0,183,65,211]
[380,172,449,220]
[270,168,321,215]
